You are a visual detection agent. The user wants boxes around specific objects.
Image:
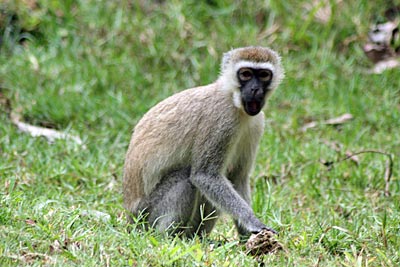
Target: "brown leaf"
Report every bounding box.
[345,151,360,166]
[369,58,400,74]
[25,219,36,225]
[301,121,318,132]
[1,88,83,146]
[49,240,62,253]
[4,180,10,191]
[301,113,353,131]
[367,21,398,47]
[363,19,400,72]
[303,0,343,24]
[0,88,12,115]
[324,113,353,125]
[322,139,342,152]
[20,251,52,264]
[13,121,83,145]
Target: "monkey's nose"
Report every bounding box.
[251,87,260,95]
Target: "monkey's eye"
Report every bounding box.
[258,69,273,82]
[238,68,253,81]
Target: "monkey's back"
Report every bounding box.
[123,82,237,213]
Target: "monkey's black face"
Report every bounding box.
[237,67,273,116]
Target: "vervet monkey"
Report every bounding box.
[123,46,284,237]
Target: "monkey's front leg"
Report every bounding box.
[190,172,267,234]
[229,165,278,237]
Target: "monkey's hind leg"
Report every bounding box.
[137,168,198,236]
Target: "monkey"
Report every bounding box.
[123,46,284,238]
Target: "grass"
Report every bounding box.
[0,0,399,266]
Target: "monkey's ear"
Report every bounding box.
[221,50,233,71]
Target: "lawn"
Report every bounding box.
[0,0,399,266]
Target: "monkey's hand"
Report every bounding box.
[259,226,278,235]
[240,217,277,235]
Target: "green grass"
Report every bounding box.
[1,0,399,266]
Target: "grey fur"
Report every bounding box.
[123,46,284,237]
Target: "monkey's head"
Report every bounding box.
[219,46,284,116]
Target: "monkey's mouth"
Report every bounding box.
[243,100,262,116]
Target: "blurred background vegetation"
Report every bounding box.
[0,0,399,266]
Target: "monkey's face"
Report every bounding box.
[237,67,273,116]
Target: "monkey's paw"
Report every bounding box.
[245,229,283,257]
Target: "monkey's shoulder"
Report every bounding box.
[139,83,230,122]
[156,83,225,109]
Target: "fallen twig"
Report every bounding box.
[321,139,360,165]
[321,150,393,197]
